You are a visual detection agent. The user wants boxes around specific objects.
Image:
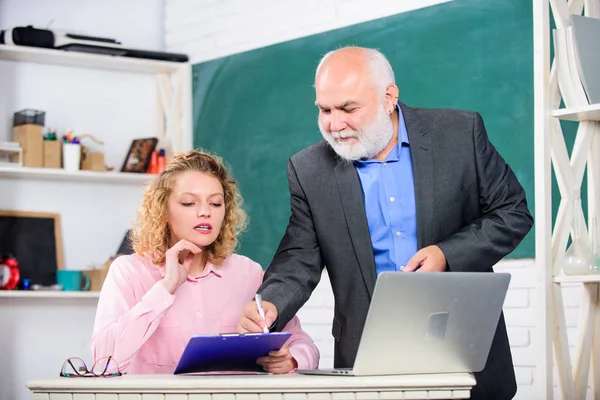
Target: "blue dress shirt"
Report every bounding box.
[354,106,418,275]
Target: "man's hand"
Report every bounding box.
[403,245,447,272]
[237,299,278,333]
[256,346,298,374]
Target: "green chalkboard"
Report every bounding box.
[192,0,535,268]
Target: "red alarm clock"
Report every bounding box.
[0,255,20,290]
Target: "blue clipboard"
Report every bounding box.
[174,332,292,374]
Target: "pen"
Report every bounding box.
[254,294,270,334]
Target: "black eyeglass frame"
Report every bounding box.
[60,356,122,378]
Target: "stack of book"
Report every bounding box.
[554,15,600,108]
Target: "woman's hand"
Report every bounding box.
[161,239,201,294]
[256,346,298,374]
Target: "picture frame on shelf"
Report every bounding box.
[120,138,158,173]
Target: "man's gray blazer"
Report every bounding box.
[259,103,533,400]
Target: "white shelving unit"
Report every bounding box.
[0,165,155,184]
[0,45,182,74]
[534,0,600,398]
[0,44,192,292]
[552,104,600,121]
[0,44,193,157]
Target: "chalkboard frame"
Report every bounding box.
[0,211,64,283]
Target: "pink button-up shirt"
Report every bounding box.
[91,253,319,374]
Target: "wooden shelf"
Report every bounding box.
[551,104,600,121]
[0,165,154,184]
[0,290,100,299]
[0,44,184,74]
[553,275,600,284]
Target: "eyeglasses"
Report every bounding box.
[60,356,122,377]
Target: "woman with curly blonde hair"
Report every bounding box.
[91,150,319,375]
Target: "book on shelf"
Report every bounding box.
[553,15,600,108]
[571,15,600,105]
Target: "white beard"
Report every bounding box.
[319,105,394,161]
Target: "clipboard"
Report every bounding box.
[174,332,292,374]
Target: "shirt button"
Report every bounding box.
[196,312,202,318]
[383,162,387,166]
[390,196,396,202]
[163,301,169,308]
[396,231,401,237]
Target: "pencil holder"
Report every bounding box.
[62,143,81,172]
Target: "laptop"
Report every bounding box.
[297,271,510,376]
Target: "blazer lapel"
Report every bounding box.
[400,103,434,248]
[335,161,377,298]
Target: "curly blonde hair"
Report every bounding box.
[131,150,247,265]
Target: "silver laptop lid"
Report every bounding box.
[353,271,510,375]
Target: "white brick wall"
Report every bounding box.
[163,1,586,398]
[165,0,452,63]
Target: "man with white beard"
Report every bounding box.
[238,46,533,400]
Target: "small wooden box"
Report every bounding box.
[43,141,62,168]
[81,151,105,171]
[12,124,43,167]
[83,269,107,292]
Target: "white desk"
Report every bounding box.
[28,373,476,399]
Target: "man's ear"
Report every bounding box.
[385,83,400,110]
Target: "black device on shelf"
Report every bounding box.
[1,25,189,63]
[0,26,54,48]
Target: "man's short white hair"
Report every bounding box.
[315,47,396,95]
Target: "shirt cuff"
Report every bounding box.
[288,344,312,371]
[141,281,175,317]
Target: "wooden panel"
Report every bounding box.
[283,394,308,400]
[119,395,142,400]
[233,395,259,400]
[31,394,50,400]
[403,392,428,400]
[187,395,212,400]
[96,395,118,400]
[378,392,406,399]
[141,395,165,400]
[450,390,471,399]
[330,393,355,400]
[212,395,235,400]
[257,394,283,400]
[72,395,95,400]
[355,393,381,400]
[49,394,72,400]
[306,394,333,400]
[164,395,188,400]
[423,391,454,399]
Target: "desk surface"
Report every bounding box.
[28,373,476,400]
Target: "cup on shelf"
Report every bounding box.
[62,143,81,172]
[56,270,90,291]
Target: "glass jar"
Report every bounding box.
[590,217,600,274]
[562,197,592,276]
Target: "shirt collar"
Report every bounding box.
[355,104,408,165]
[157,259,223,281]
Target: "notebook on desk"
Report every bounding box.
[297,271,510,376]
[174,332,291,374]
